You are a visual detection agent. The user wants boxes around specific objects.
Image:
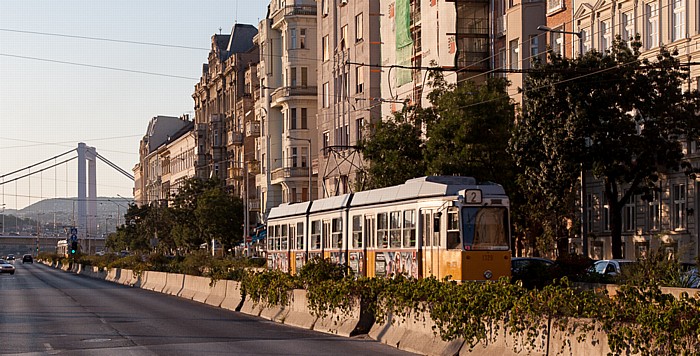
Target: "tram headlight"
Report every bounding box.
[484,270,493,279]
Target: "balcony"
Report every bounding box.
[228,166,243,180]
[271,166,310,181]
[210,114,225,123]
[271,86,317,104]
[456,51,489,70]
[246,121,260,137]
[271,5,317,26]
[496,15,506,37]
[247,199,261,212]
[228,131,244,145]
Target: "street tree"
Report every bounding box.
[514,37,700,259]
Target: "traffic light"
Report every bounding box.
[70,241,78,255]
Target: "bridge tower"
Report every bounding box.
[77,143,97,244]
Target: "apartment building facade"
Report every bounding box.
[316,0,381,197]
[133,115,195,206]
[254,0,319,219]
[191,24,261,231]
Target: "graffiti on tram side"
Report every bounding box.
[349,252,365,276]
[295,252,306,270]
[267,253,289,273]
[375,251,417,278]
[329,252,346,266]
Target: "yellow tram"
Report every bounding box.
[266,176,511,281]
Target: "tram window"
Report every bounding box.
[332,218,343,248]
[296,222,304,249]
[323,221,331,249]
[390,211,401,248]
[447,208,461,249]
[281,225,288,250]
[365,216,375,248]
[268,225,276,251]
[311,220,321,250]
[462,207,509,250]
[377,213,388,248]
[403,210,416,247]
[352,215,363,248]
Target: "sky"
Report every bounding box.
[0,0,269,210]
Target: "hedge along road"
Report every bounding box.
[0,263,415,355]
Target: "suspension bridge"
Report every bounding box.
[0,142,134,255]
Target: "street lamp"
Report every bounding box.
[537,25,583,58]
[287,136,313,202]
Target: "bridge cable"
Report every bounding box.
[95,152,135,181]
[0,157,77,186]
[0,148,76,180]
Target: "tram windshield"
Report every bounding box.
[461,207,509,251]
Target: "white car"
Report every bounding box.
[0,259,15,275]
[591,259,636,277]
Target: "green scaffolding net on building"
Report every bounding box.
[395,0,413,87]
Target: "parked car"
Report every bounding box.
[0,259,15,275]
[511,257,555,274]
[22,254,33,264]
[590,259,636,277]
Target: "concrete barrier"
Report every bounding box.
[259,298,291,323]
[117,269,138,287]
[369,307,464,356]
[140,271,167,292]
[239,296,264,317]
[220,281,244,312]
[162,273,185,296]
[280,289,317,330]
[203,279,228,307]
[313,296,369,337]
[179,275,211,302]
[106,268,120,283]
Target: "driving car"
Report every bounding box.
[591,259,636,277]
[22,254,33,264]
[6,254,15,264]
[0,259,15,275]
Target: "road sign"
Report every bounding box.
[70,227,78,235]
[70,234,78,242]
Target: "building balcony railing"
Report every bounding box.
[247,199,261,211]
[271,86,317,103]
[228,131,244,145]
[246,121,260,137]
[228,167,243,180]
[271,166,310,181]
[271,5,317,26]
[456,51,489,70]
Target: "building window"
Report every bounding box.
[547,0,562,13]
[355,13,363,42]
[603,195,611,232]
[621,11,634,42]
[356,117,364,142]
[341,25,348,50]
[291,147,298,167]
[290,28,297,49]
[529,35,539,59]
[300,29,306,49]
[600,20,611,51]
[551,31,564,55]
[672,0,685,41]
[301,146,308,167]
[290,67,297,86]
[290,108,297,130]
[646,2,659,49]
[586,193,595,234]
[322,0,329,16]
[301,67,308,87]
[322,35,329,61]
[623,193,636,232]
[648,190,660,231]
[355,66,364,93]
[322,131,330,157]
[673,183,686,230]
[301,108,308,129]
[509,39,519,69]
[579,29,589,54]
[322,82,330,108]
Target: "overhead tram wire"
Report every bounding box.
[0,53,199,80]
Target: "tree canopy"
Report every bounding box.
[513,37,700,258]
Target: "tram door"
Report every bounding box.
[323,220,331,261]
[420,210,438,278]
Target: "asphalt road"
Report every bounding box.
[0,263,414,355]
